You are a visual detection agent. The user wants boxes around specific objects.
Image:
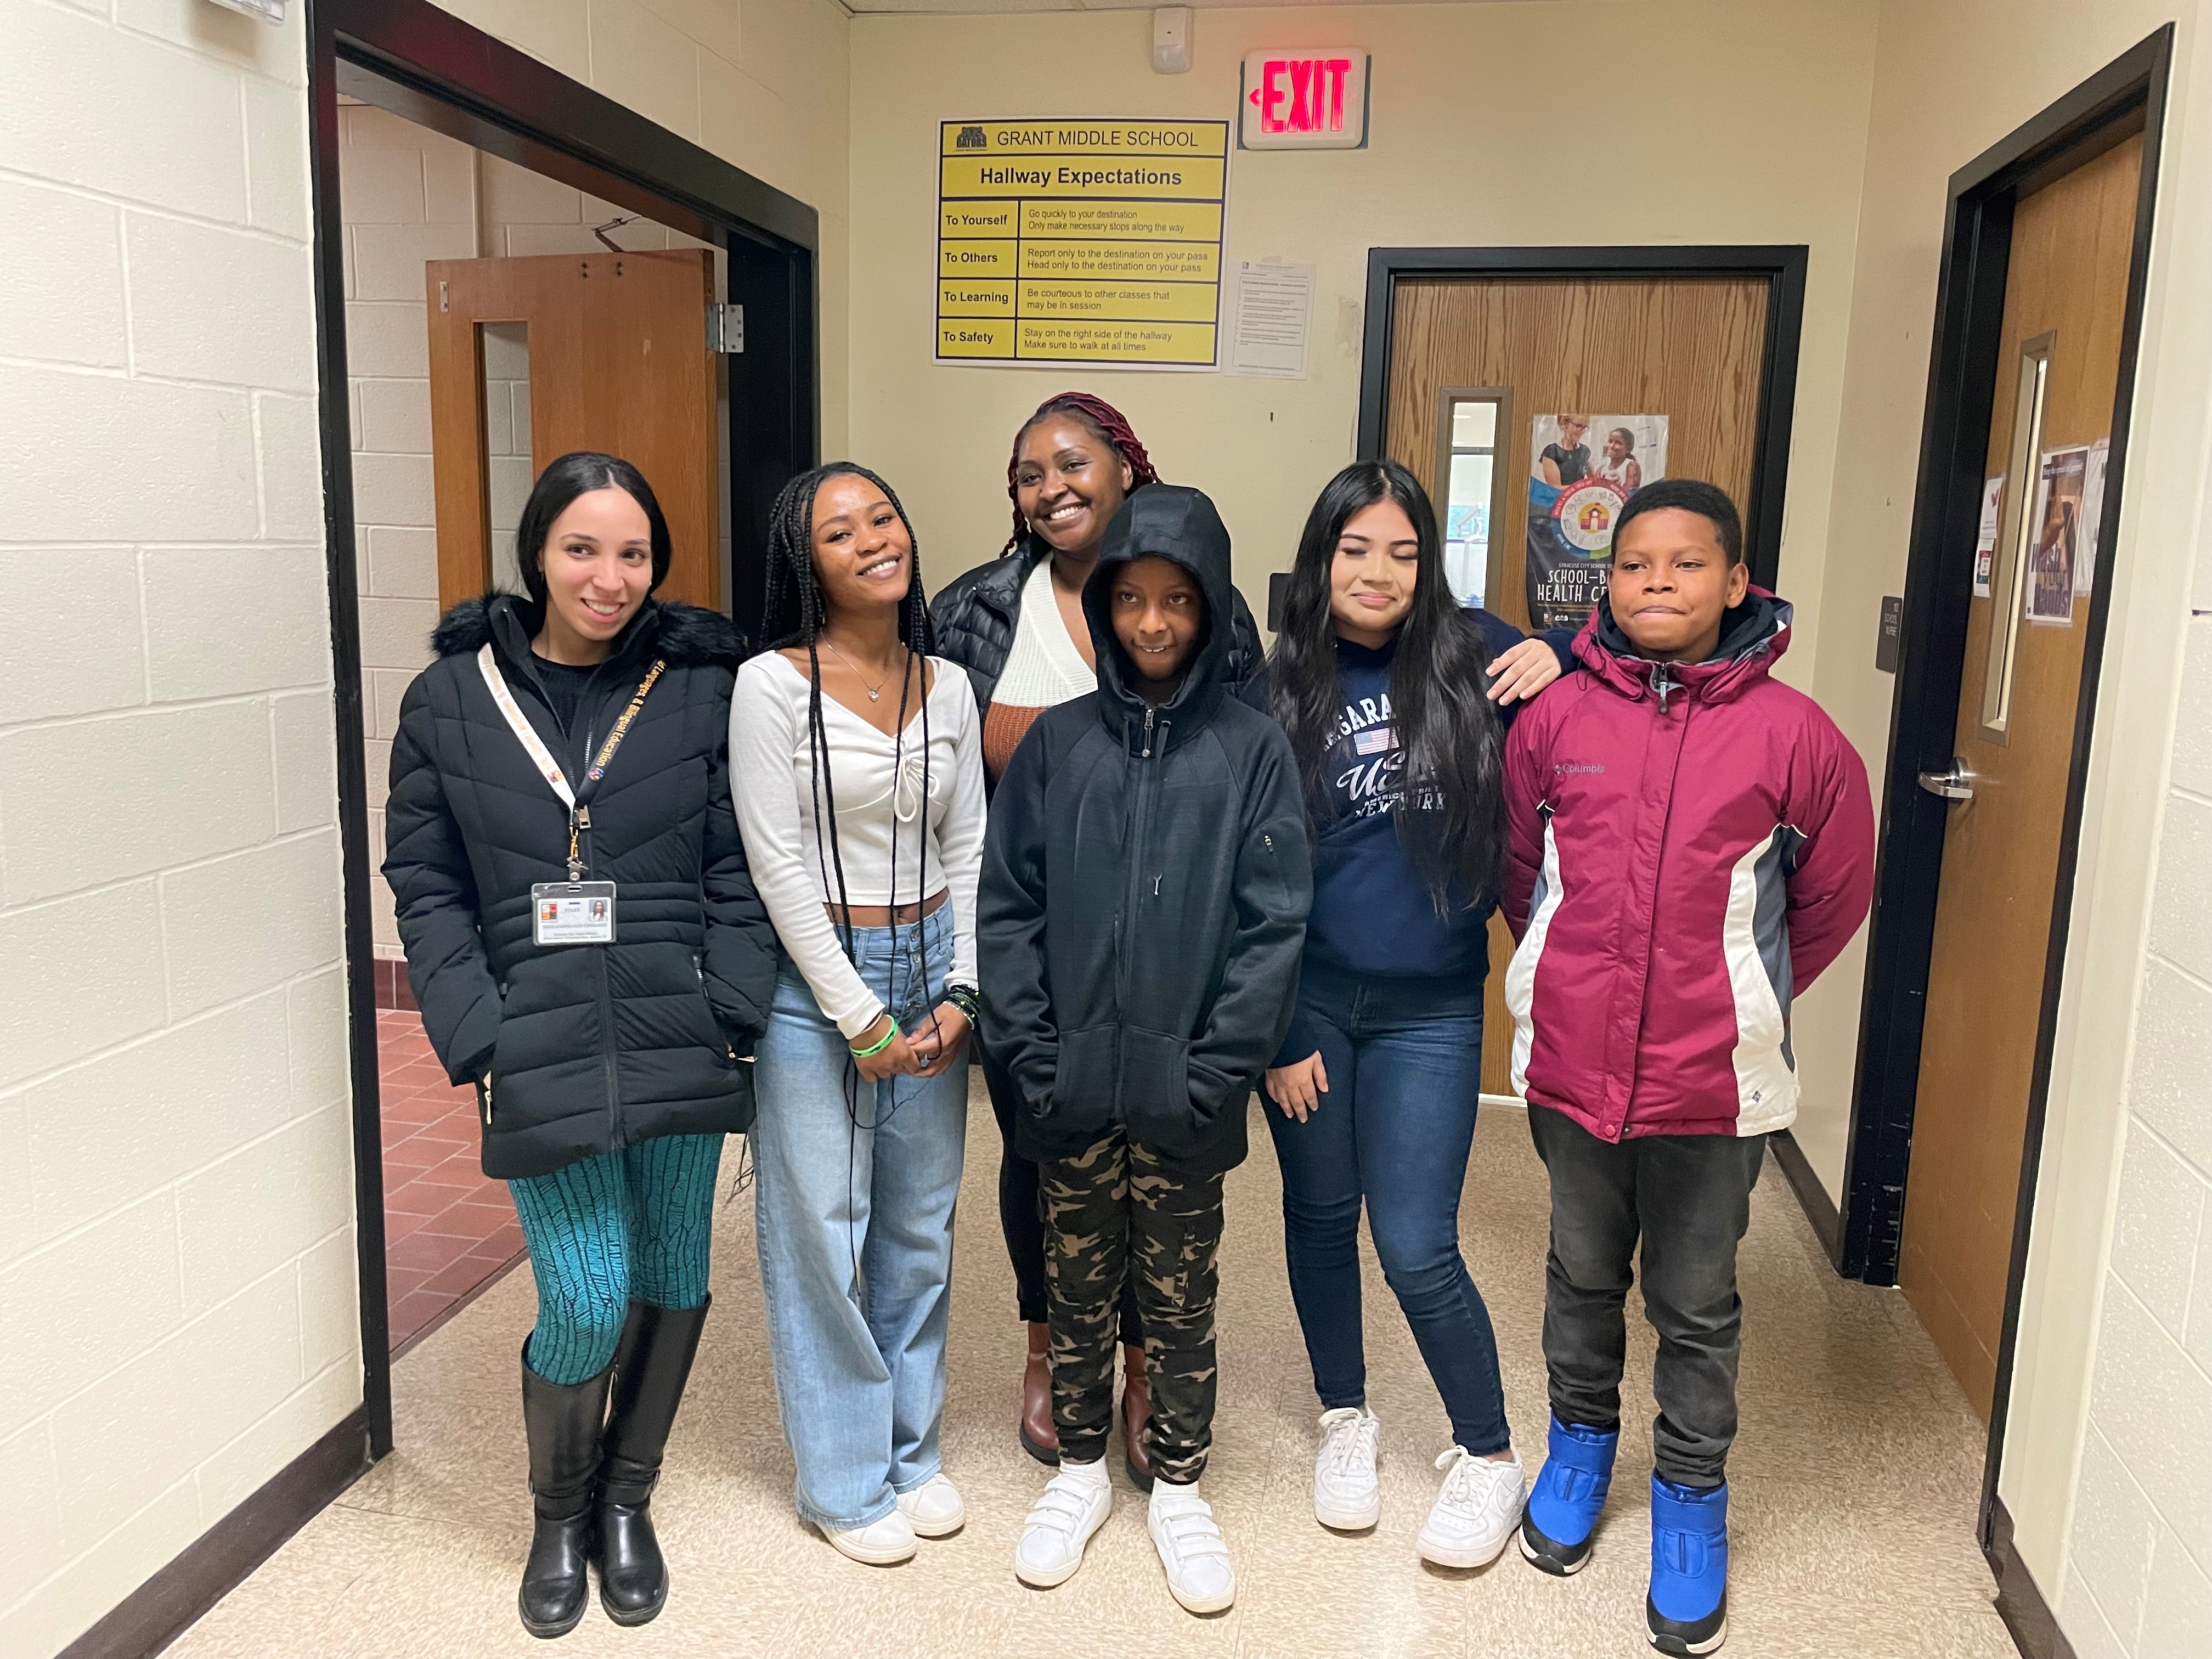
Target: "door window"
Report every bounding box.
[1436,388,1509,606]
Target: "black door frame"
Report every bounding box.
[307,0,821,1459]
[1354,244,1810,592]
[1824,18,2170,1599]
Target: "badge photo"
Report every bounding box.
[533,881,618,946]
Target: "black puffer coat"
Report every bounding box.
[978,487,1312,1173]
[383,593,778,1180]
[929,526,1267,723]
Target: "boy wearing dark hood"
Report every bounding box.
[980,484,1311,1614]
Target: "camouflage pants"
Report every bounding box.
[1041,1130,1226,1483]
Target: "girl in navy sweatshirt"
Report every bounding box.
[1261,460,1573,1571]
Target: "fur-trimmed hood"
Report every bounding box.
[384,588,772,1179]
[430,591,746,668]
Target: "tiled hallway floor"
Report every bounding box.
[173,1080,2017,1658]
[378,1009,523,1351]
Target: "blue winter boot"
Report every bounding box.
[1518,1417,1618,1575]
[1646,1475,1729,1655]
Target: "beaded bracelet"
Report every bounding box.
[850,1017,900,1058]
[944,983,983,1026]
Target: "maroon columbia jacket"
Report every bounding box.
[1501,591,1875,1142]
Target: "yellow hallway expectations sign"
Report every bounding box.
[937,120,1229,368]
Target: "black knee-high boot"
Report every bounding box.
[519,1344,613,1639]
[595,1297,710,1625]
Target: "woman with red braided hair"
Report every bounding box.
[931,392,1263,1487]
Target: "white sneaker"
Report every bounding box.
[1417,1446,1526,1568]
[819,1508,918,1566]
[1312,1406,1381,1530]
[1014,1459,1113,1588]
[1149,1480,1236,1614]
[896,1472,966,1537]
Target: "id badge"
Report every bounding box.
[532,881,617,946]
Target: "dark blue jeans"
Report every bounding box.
[1265,962,1509,1456]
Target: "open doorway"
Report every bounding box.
[309,0,819,1456]
[339,96,746,1355]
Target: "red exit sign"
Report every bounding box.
[1239,49,1370,150]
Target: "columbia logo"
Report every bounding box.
[1555,761,1605,775]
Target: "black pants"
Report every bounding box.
[981,1043,1141,1345]
[1527,1105,1766,1488]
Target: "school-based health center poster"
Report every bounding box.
[936,120,1229,368]
[1525,413,1669,630]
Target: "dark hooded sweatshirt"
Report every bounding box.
[382,593,779,1180]
[978,486,1313,1174]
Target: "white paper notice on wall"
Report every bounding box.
[2075,438,2108,594]
[1973,475,2003,598]
[1227,259,1314,379]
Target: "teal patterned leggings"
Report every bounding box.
[507,1134,724,1384]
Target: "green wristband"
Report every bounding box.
[850,1017,899,1058]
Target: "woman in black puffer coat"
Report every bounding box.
[383,452,776,1640]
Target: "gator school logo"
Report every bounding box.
[956,125,989,150]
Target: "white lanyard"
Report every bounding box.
[478,644,667,878]
[478,645,577,809]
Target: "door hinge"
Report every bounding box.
[707,303,744,354]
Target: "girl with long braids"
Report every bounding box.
[1259,461,1572,1571]
[930,391,1262,1482]
[730,464,986,1565]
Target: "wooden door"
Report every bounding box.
[1899,136,2142,1420]
[425,249,720,612]
[1381,275,1773,1097]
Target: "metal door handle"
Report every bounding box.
[1917,758,1975,801]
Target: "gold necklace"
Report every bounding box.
[823,637,900,702]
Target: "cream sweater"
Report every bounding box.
[729,652,985,1039]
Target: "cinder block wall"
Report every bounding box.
[0,0,852,1649]
[0,4,358,1651]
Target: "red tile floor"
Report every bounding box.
[379,1008,527,1351]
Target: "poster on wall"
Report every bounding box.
[1525,413,1669,630]
[935,120,1229,368]
[2027,445,2088,624]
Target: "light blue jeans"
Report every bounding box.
[751,905,967,1530]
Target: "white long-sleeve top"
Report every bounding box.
[730,651,986,1039]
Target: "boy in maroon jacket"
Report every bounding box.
[1501,480,1874,1656]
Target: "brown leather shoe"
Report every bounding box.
[1120,1341,1154,1491]
[1020,1322,1059,1464]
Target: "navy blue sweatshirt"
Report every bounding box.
[1294,610,1567,988]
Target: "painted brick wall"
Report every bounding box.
[2061,614,2212,1654]
[0,3,357,1654]
[0,1,850,1651]
[341,103,477,962]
